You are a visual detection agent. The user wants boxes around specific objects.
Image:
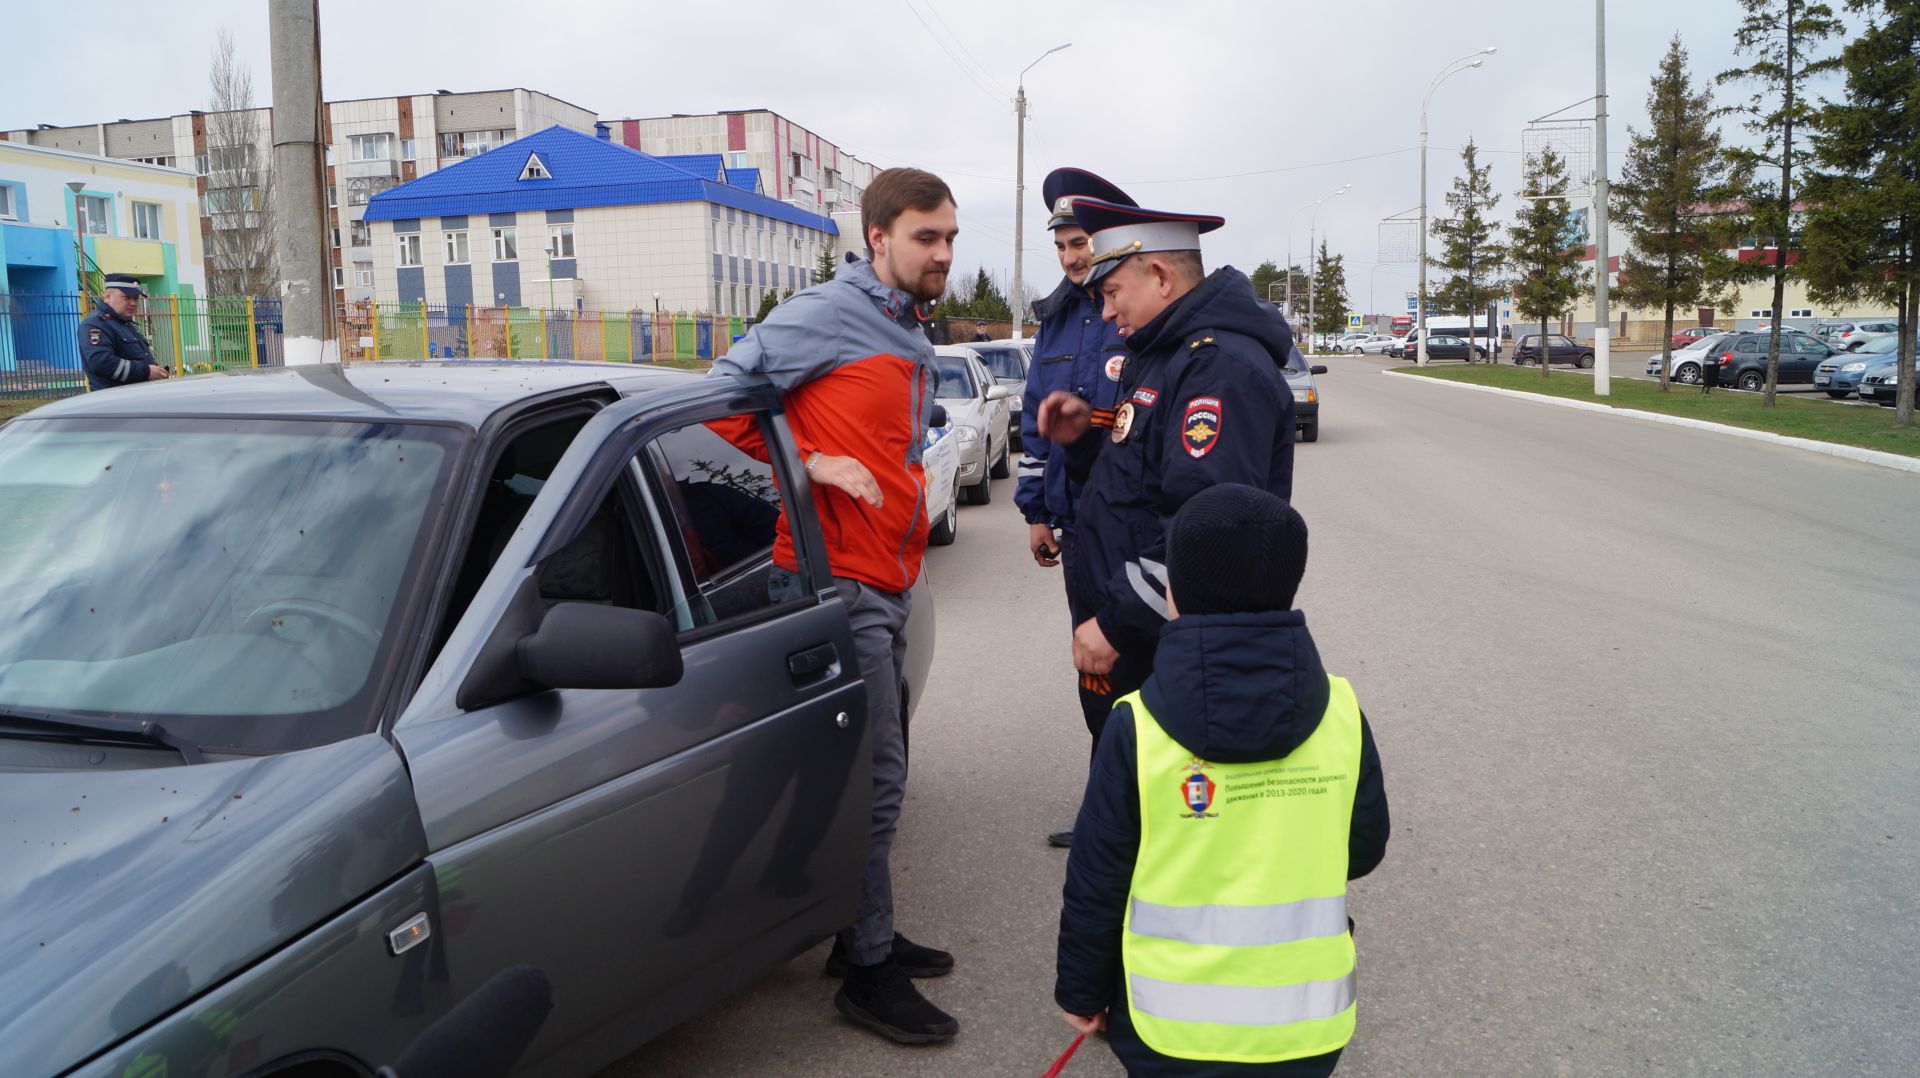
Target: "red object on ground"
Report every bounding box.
[1041,1033,1087,1078]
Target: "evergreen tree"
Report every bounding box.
[1614,35,1749,391]
[965,267,1013,322]
[1719,0,1843,405]
[814,244,840,285]
[753,289,780,323]
[1310,240,1351,340]
[1511,148,1593,380]
[1803,0,1920,427]
[1430,139,1507,352]
[1250,260,1284,305]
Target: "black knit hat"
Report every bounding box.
[1168,484,1308,616]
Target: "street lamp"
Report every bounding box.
[1418,46,1496,367]
[1306,184,1350,353]
[1011,42,1071,341]
[65,180,88,297]
[1285,184,1347,327]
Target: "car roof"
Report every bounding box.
[21,362,700,427]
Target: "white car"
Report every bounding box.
[1335,332,1372,353]
[1643,331,1735,384]
[932,345,1014,505]
[922,422,960,546]
[1838,321,1898,351]
[1357,334,1399,355]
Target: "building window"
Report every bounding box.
[0,185,13,219]
[356,269,373,288]
[397,233,422,267]
[445,230,470,264]
[333,267,345,289]
[76,194,111,236]
[1789,308,1813,318]
[400,139,418,161]
[329,227,341,249]
[132,201,164,240]
[714,219,725,255]
[729,150,750,169]
[131,155,175,168]
[349,133,393,161]
[790,152,803,177]
[493,227,517,261]
[548,224,575,258]
[442,129,512,158]
[327,185,338,208]
[350,220,371,246]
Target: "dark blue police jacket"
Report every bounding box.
[78,302,162,391]
[1062,266,1297,654]
[1016,276,1130,528]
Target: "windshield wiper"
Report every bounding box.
[0,706,205,765]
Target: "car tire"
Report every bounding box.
[1577,353,1594,369]
[1736,370,1764,392]
[1300,419,1319,443]
[928,484,958,546]
[1676,362,1702,385]
[964,466,992,505]
[1826,390,1852,399]
[989,442,1010,480]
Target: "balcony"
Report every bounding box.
[348,243,374,264]
[344,157,400,180]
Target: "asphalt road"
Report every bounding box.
[606,358,1920,1077]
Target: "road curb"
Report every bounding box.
[1380,369,1920,477]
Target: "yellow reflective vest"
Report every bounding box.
[1120,676,1363,1063]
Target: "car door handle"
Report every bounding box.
[787,643,839,683]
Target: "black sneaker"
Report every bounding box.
[1047,828,1074,848]
[834,958,959,1044]
[825,932,954,979]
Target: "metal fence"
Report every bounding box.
[0,292,748,401]
[336,302,746,366]
[1,292,286,401]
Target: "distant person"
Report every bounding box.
[78,274,168,390]
[1014,166,1138,849]
[1055,484,1390,1077]
[973,322,991,342]
[707,166,959,1046]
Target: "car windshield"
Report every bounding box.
[0,418,458,752]
[973,346,1026,381]
[933,359,977,399]
[1680,334,1731,354]
[1860,335,1902,355]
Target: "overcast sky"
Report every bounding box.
[3,0,1855,313]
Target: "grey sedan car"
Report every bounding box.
[0,362,932,1077]
[965,339,1031,450]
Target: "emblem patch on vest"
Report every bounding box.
[1182,397,1222,458]
[1180,758,1218,819]
[1105,354,1127,381]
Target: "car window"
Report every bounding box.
[0,418,458,747]
[933,358,977,399]
[647,416,804,630]
[974,346,1026,381]
[1736,338,1760,353]
[1551,336,1576,348]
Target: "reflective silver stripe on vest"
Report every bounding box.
[1130,895,1347,947]
[1125,561,1169,618]
[1130,971,1356,1028]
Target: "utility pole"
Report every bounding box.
[1592,0,1612,395]
[1011,43,1070,342]
[269,0,334,364]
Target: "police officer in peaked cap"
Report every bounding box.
[1034,197,1297,753]
[1018,167,1139,849]
[78,274,169,390]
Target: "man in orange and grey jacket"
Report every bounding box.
[707,166,961,1046]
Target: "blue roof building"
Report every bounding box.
[362,125,837,317]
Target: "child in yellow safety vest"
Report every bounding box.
[1054,483,1390,1077]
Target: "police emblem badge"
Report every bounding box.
[1182,396,1222,458]
[1104,354,1127,381]
[1111,401,1134,443]
[1180,758,1218,819]
[88,328,103,346]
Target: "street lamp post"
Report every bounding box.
[1285,184,1347,329]
[65,180,88,297]
[1418,46,1496,366]
[1011,42,1071,342]
[1592,0,1611,395]
[1306,185,1349,353]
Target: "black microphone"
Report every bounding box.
[379,965,555,1078]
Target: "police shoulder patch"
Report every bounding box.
[1182,396,1222,458]
[88,328,103,346]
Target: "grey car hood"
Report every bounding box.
[939,397,991,433]
[0,733,426,1073]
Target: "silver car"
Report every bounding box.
[964,339,1032,450]
[0,362,934,1077]
[932,345,1013,505]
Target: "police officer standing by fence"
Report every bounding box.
[1035,197,1296,743]
[1017,168,1137,849]
[77,275,168,390]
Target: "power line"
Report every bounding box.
[901,0,1006,108]
[924,1,1001,90]
[1118,146,1416,184]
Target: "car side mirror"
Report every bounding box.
[929,404,948,428]
[984,385,1012,402]
[1310,365,1329,375]
[518,603,683,692]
